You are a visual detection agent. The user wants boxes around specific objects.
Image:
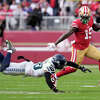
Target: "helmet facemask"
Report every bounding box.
[80,16,90,24]
[53,60,66,69]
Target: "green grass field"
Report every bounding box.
[0,65,100,100]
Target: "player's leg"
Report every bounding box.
[56,46,87,78]
[3,62,27,75]
[0,52,4,64]
[85,44,100,71]
[86,44,100,60]
[1,40,26,75]
[0,40,15,72]
[0,52,12,72]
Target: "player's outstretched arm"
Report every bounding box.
[66,61,92,73]
[55,27,78,45]
[48,27,78,49]
[44,72,65,93]
[78,66,92,73]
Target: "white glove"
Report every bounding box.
[48,43,56,49]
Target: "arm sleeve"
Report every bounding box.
[66,61,80,69]
[44,72,58,92]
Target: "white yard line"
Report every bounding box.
[0,90,56,94]
[80,85,96,87]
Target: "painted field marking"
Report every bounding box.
[0,90,58,94]
[80,85,96,87]
[3,47,55,51]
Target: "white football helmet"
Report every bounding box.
[79,6,91,17]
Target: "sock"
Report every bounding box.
[56,66,77,78]
[0,52,11,72]
[99,60,100,71]
[7,50,13,53]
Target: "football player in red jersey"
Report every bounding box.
[48,6,100,79]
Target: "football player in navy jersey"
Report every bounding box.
[0,40,91,93]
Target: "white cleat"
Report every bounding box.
[6,40,16,53]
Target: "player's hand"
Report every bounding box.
[56,90,65,93]
[48,43,56,50]
[53,88,65,93]
[80,66,92,73]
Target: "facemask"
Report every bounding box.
[82,19,88,24]
[81,16,90,24]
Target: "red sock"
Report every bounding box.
[99,60,100,71]
[56,66,77,78]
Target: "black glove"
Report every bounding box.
[52,87,58,92]
[52,87,65,93]
[79,66,92,73]
[56,90,65,93]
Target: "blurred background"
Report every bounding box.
[0,0,100,31]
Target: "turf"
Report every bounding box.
[0,65,100,100]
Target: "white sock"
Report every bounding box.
[7,50,13,53]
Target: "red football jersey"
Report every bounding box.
[71,16,93,50]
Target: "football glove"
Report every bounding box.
[52,87,65,93]
[79,66,92,73]
[48,43,56,50]
[56,90,65,93]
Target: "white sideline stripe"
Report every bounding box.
[3,47,100,52]
[3,47,55,51]
[0,91,55,94]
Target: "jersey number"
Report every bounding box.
[85,27,92,39]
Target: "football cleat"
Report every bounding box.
[6,40,16,53]
[51,74,57,87]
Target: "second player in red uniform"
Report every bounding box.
[49,6,100,79]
